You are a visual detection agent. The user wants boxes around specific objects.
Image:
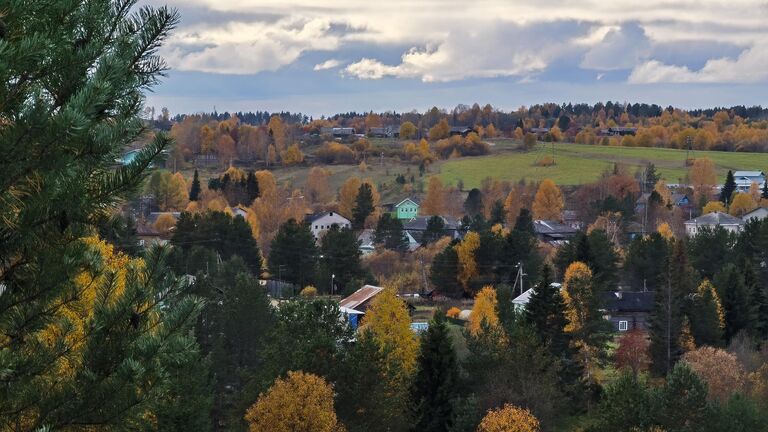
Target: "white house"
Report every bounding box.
[734,171,765,192]
[742,207,768,222]
[306,211,351,239]
[684,211,745,236]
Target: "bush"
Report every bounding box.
[316,142,356,164]
[446,307,461,319]
[300,286,318,298]
[536,156,554,167]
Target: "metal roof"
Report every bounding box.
[684,211,745,226]
[339,285,384,312]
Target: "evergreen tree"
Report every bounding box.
[412,313,459,432]
[624,232,669,290]
[653,363,710,432]
[762,180,768,200]
[590,372,653,432]
[689,280,724,347]
[751,277,768,340]
[464,188,484,216]
[422,215,446,245]
[96,212,141,256]
[649,240,693,376]
[374,213,409,252]
[489,199,506,225]
[0,3,207,428]
[503,212,542,286]
[318,224,366,294]
[352,183,375,229]
[190,169,202,201]
[643,162,660,191]
[269,218,318,287]
[513,208,535,234]
[720,170,736,205]
[525,264,568,355]
[687,226,737,280]
[430,242,462,297]
[714,263,752,342]
[245,170,259,203]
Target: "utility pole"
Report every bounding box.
[331,274,335,296]
[420,257,429,295]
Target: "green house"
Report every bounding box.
[395,198,419,220]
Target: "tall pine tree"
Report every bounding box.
[352,183,374,229]
[714,263,753,342]
[0,2,205,429]
[411,312,459,432]
[189,169,202,201]
[720,170,736,205]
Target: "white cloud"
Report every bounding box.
[313,59,343,71]
[580,23,651,71]
[629,43,768,83]
[164,17,340,74]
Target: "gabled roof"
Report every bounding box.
[601,291,655,313]
[339,285,384,312]
[449,126,472,133]
[742,207,768,221]
[734,171,764,178]
[403,215,460,231]
[512,288,534,305]
[305,211,350,224]
[395,197,419,208]
[533,220,577,237]
[685,211,745,226]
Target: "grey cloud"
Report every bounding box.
[581,23,651,71]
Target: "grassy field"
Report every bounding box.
[436,142,768,188]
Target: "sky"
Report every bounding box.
[143,0,768,117]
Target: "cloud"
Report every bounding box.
[344,22,583,82]
[629,43,768,83]
[580,23,651,70]
[313,59,343,70]
[163,17,340,74]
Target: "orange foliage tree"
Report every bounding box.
[469,286,499,336]
[532,179,564,220]
[244,371,343,432]
[421,177,446,215]
[682,346,745,403]
[477,404,540,432]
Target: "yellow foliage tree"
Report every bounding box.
[358,160,368,172]
[455,231,480,291]
[338,177,362,219]
[729,192,757,216]
[281,143,304,166]
[532,179,564,220]
[244,371,343,432]
[477,404,540,432]
[306,167,333,205]
[562,262,594,335]
[421,177,446,215]
[360,288,418,377]
[702,200,727,214]
[446,307,461,319]
[689,158,716,201]
[267,115,287,153]
[469,286,499,336]
[486,123,497,138]
[399,121,417,139]
[698,279,725,329]
[654,180,672,206]
[153,213,177,234]
[657,222,674,240]
[300,286,318,297]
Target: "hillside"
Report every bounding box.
[435,141,768,188]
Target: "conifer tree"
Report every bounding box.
[430,242,462,297]
[245,170,260,203]
[762,180,768,200]
[649,240,693,376]
[318,224,366,294]
[714,263,752,342]
[190,169,202,201]
[412,312,459,432]
[269,218,318,287]
[422,215,446,245]
[374,213,409,252]
[352,182,374,229]
[525,264,568,356]
[0,2,207,429]
[720,170,736,205]
[689,280,724,347]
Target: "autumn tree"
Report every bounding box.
[281,143,304,166]
[429,118,450,140]
[147,170,188,211]
[477,404,540,432]
[729,192,757,216]
[306,167,333,205]
[682,347,745,403]
[422,177,446,215]
[470,286,500,336]
[268,115,287,154]
[689,158,717,204]
[400,121,417,139]
[532,179,564,220]
[523,132,537,151]
[456,231,481,292]
[562,262,610,373]
[615,328,650,376]
[702,200,727,214]
[338,177,362,219]
[153,212,177,234]
[244,371,343,432]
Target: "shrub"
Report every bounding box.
[300,286,318,298]
[446,307,461,319]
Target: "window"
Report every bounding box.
[139,239,145,246]
[618,320,628,332]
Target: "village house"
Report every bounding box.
[368,126,399,138]
[402,215,462,244]
[684,211,745,236]
[533,220,578,245]
[601,291,655,332]
[305,211,351,240]
[449,126,473,137]
[742,207,768,222]
[733,170,766,192]
[394,198,420,220]
[339,285,384,329]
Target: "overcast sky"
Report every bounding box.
[143,0,768,117]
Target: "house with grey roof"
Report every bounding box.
[305,211,351,240]
[742,207,768,222]
[733,171,765,192]
[533,220,578,245]
[684,211,745,236]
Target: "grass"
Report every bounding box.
[435,142,768,188]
